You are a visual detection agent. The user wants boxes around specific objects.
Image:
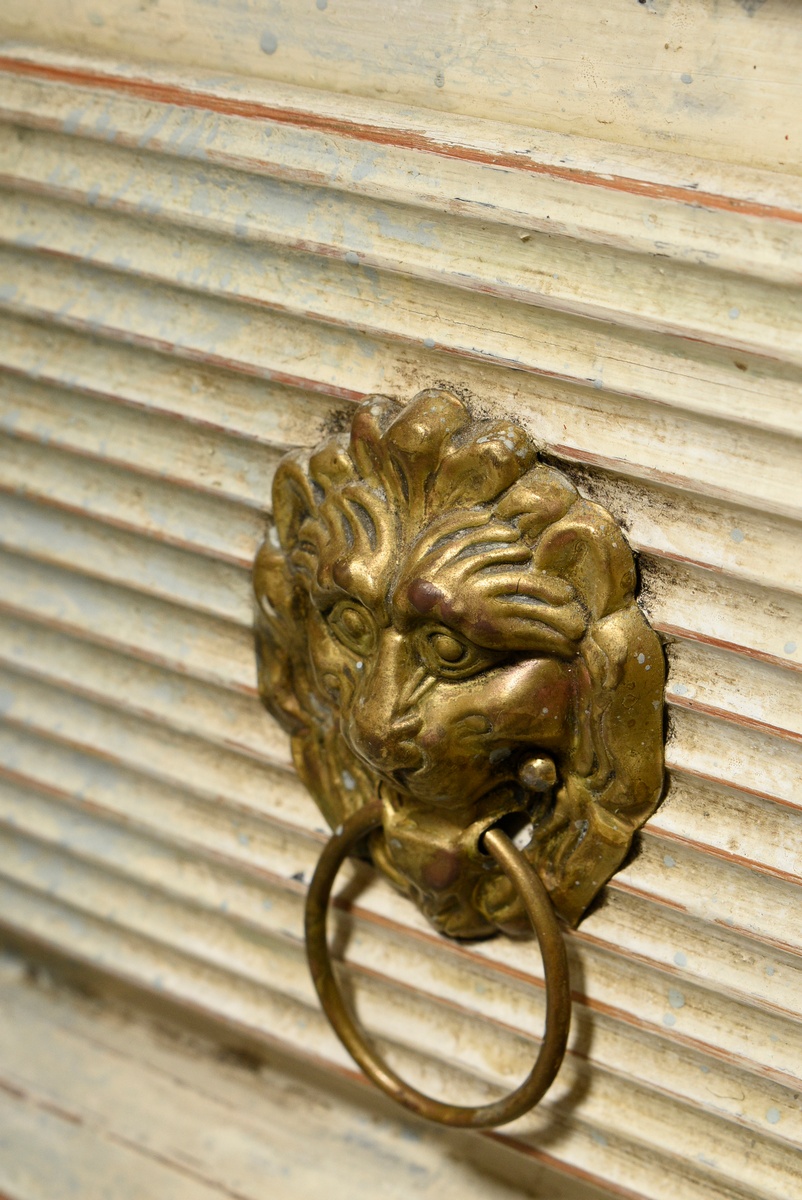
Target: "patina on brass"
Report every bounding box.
[254,387,664,1124]
[254,387,664,931]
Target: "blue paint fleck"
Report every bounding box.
[674,951,687,967]
[63,110,86,135]
[729,307,740,319]
[663,853,676,868]
[765,964,775,976]
[784,641,797,655]
[663,1013,676,1027]
[423,337,436,349]
[668,987,686,1009]
[730,528,744,543]
[344,250,360,266]
[351,158,375,182]
[766,1107,781,1125]
[316,0,328,8]
[260,30,279,55]
[681,73,693,84]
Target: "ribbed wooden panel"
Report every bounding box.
[0,952,619,1200]
[0,34,800,1200]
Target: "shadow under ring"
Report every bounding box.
[304,798,572,1128]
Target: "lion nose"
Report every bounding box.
[346,631,423,774]
[349,707,423,772]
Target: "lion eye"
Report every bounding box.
[327,600,377,655]
[430,632,467,664]
[422,627,496,679]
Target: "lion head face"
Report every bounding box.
[255,390,664,936]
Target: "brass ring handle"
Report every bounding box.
[304,799,572,1129]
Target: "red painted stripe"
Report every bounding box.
[1,55,800,226]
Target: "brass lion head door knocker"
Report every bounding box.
[254,389,664,1127]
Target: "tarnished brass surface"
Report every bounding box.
[305,800,571,1128]
[254,389,665,933]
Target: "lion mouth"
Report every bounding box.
[391,763,426,790]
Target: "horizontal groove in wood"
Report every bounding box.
[1,554,800,814]
[0,367,283,513]
[4,339,802,605]
[665,641,802,743]
[1,604,798,800]
[1,246,799,526]
[1,798,801,1165]
[0,490,252,626]
[0,431,266,568]
[0,882,771,1200]
[5,616,796,910]
[2,491,799,719]
[0,970,614,1200]
[614,831,802,954]
[560,464,802,604]
[0,1105,219,1200]
[0,609,285,765]
[1,768,801,1100]
[0,48,800,278]
[0,131,800,385]
[0,548,257,694]
[1,607,798,888]
[667,707,802,816]
[0,819,799,1200]
[1,665,801,985]
[0,615,799,933]
[639,556,802,673]
[0,308,345,450]
[2,542,800,813]
[2,196,802,467]
[653,771,802,883]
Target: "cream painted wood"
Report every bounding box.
[0,6,800,1198]
[1,951,612,1200]
[1,0,802,174]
